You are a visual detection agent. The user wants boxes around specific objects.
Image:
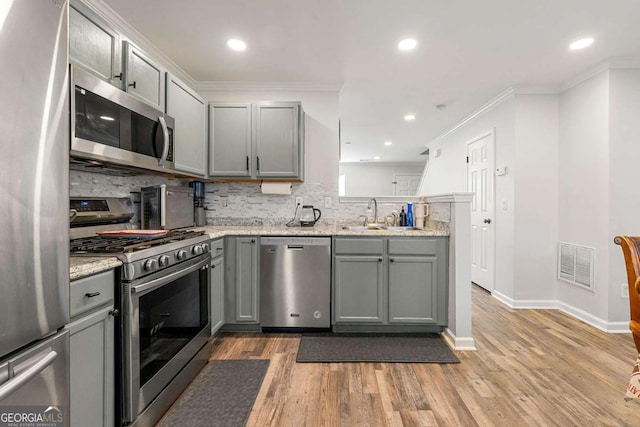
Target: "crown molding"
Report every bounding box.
[560,56,640,92]
[194,81,343,92]
[428,88,515,147]
[512,85,560,95]
[82,0,197,88]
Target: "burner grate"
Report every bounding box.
[70,230,205,254]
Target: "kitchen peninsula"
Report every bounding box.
[70,191,474,351]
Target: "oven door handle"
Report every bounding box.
[131,257,209,296]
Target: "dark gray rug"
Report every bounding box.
[296,333,459,363]
[157,359,269,427]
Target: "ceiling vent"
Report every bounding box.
[558,242,595,291]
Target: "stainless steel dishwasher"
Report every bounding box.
[260,237,331,329]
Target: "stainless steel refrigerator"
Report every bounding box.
[0,0,70,424]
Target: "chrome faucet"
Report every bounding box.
[368,198,378,224]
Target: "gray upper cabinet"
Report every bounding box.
[69,1,122,87]
[255,102,302,178]
[166,73,207,176]
[209,102,305,180]
[209,103,252,177]
[124,41,165,109]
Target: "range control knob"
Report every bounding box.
[158,255,170,267]
[143,259,157,271]
[192,245,204,255]
[202,243,210,253]
[176,250,187,260]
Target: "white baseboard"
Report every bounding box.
[444,328,477,351]
[490,292,631,334]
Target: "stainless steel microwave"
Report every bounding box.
[70,66,175,174]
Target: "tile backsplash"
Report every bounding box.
[69,171,450,230]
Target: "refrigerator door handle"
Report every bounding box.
[0,350,57,402]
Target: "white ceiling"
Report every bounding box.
[103,0,640,162]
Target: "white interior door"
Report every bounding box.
[467,132,495,291]
[393,174,421,196]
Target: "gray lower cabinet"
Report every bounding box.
[68,270,116,427]
[388,256,438,323]
[69,0,122,87]
[224,237,259,324]
[333,256,384,323]
[333,236,448,327]
[210,239,225,334]
[166,73,207,176]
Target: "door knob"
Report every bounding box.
[483,218,492,224]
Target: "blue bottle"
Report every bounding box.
[407,203,414,227]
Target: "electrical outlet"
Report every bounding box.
[622,283,629,299]
[324,196,332,208]
[295,197,303,206]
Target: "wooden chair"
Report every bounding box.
[614,236,640,353]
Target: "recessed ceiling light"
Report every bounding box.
[384,141,393,146]
[403,114,415,121]
[569,37,594,51]
[227,39,247,51]
[373,156,381,160]
[398,38,417,51]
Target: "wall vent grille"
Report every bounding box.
[558,242,595,291]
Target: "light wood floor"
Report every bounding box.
[208,286,639,426]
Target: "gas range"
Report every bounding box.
[70,196,210,281]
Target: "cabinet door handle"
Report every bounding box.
[390,258,394,263]
[109,309,119,317]
[128,81,137,89]
[251,239,256,243]
[114,73,123,80]
[378,258,382,262]
[85,292,101,298]
[257,156,260,171]
[246,156,249,171]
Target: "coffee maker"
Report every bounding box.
[190,181,206,226]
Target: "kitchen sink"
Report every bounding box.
[341,225,419,231]
[341,225,385,231]
[384,226,420,231]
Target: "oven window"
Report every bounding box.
[138,268,208,386]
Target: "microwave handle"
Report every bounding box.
[158,116,170,166]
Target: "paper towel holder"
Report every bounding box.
[260,180,293,195]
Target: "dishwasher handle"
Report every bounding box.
[287,245,304,250]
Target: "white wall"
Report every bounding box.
[339,162,424,196]
[608,68,640,323]
[557,71,610,322]
[418,95,517,300]
[513,94,559,301]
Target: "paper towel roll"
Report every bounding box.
[261,182,292,195]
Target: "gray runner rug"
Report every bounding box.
[156,359,269,427]
[296,333,459,363]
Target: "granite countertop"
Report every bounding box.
[70,256,122,281]
[197,225,448,238]
[70,225,448,280]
